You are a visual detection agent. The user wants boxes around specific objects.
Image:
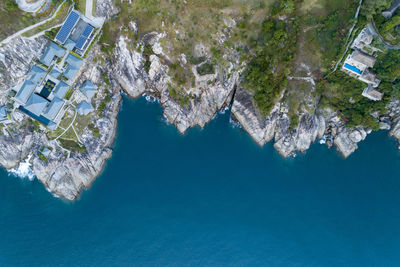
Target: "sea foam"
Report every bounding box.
[8,155,35,181]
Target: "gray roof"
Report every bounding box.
[64,65,79,80]
[53,81,69,98]
[15,80,36,104]
[40,42,66,67]
[42,97,64,120]
[24,94,49,116]
[64,53,83,80]
[76,101,94,115]
[50,69,61,79]
[80,80,97,100]
[28,65,47,84]
[351,50,376,68]
[64,39,76,50]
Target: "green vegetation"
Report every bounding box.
[316,72,387,130]
[45,27,60,40]
[143,44,153,74]
[374,9,400,46]
[100,0,274,92]
[88,123,100,138]
[38,153,49,162]
[244,5,299,115]
[197,62,214,76]
[22,1,71,37]
[0,0,38,40]
[59,139,86,153]
[5,0,18,12]
[168,84,190,107]
[374,50,400,81]
[361,0,391,19]
[64,89,73,100]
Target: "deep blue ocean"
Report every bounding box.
[1,96,400,266]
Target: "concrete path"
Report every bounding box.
[368,21,400,50]
[0,0,66,46]
[55,108,77,141]
[27,23,64,40]
[85,0,93,17]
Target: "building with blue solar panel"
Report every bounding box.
[54,9,97,56]
[8,8,102,130]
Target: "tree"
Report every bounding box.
[5,0,18,12]
[374,50,400,81]
[361,0,390,19]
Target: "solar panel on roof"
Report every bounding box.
[82,25,94,38]
[55,11,80,43]
[75,36,87,50]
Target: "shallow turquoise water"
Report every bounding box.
[1,97,400,266]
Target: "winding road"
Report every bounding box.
[368,21,400,50]
[0,0,66,46]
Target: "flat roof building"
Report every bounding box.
[362,85,384,101]
[55,10,80,44]
[351,50,376,69]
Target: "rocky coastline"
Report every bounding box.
[1,1,400,200]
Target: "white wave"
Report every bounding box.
[319,136,326,145]
[218,106,230,115]
[229,116,242,128]
[162,114,171,125]
[8,155,35,181]
[143,94,159,103]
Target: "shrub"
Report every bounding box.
[197,62,214,76]
[5,0,18,12]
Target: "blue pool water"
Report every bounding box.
[344,63,363,75]
[1,97,400,266]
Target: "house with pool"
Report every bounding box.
[342,49,383,101]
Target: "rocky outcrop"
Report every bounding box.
[0,37,47,92]
[231,87,326,157]
[231,85,373,158]
[31,48,121,200]
[112,33,239,134]
[3,1,400,201]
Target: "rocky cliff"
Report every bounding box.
[2,1,400,200]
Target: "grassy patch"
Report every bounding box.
[74,113,92,135]
[197,62,214,76]
[0,1,38,40]
[22,1,71,37]
[101,0,274,91]
[58,139,86,152]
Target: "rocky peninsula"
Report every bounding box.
[1,0,400,200]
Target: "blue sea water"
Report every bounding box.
[1,97,400,266]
